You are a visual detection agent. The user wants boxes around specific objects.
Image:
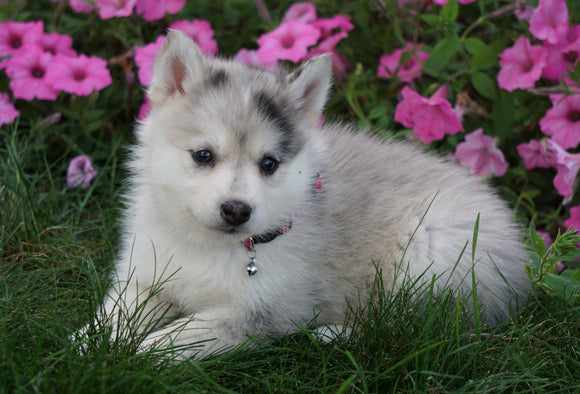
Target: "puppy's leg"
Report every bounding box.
[138,306,258,359]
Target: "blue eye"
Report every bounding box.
[192,150,213,165]
[260,156,279,175]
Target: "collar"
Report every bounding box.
[240,172,322,277]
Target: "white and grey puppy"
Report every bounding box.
[88,30,530,358]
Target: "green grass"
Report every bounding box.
[1,120,579,392]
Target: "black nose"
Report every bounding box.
[220,200,252,226]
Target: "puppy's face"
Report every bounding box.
[136,31,331,240]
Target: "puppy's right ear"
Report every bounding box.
[147,30,205,108]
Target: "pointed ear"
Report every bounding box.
[287,55,332,126]
[147,29,205,108]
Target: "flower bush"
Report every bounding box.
[1,0,580,303]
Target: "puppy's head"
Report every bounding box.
[134,30,331,240]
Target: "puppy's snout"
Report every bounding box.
[220,200,252,226]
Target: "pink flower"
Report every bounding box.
[137,95,151,120]
[169,20,218,56]
[234,49,278,70]
[565,206,580,232]
[134,35,166,86]
[394,85,464,144]
[0,21,44,56]
[547,139,580,197]
[455,128,508,177]
[282,2,317,24]
[257,20,321,63]
[135,0,186,21]
[517,139,555,169]
[311,15,354,40]
[514,2,535,22]
[529,0,569,45]
[67,155,98,188]
[5,45,59,101]
[540,94,580,149]
[45,54,112,96]
[542,25,580,80]
[497,35,547,92]
[38,32,77,56]
[377,43,429,83]
[0,92,19,126]
[95,0,137,19]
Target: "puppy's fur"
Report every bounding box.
[88,31,530,358]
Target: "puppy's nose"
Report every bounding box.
[220,200,252,226]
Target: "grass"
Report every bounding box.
[1,119,580,392]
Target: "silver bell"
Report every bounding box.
[246,262,258,277]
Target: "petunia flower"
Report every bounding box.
[135,0,186,21]
[95,0,137,19]
[281,2,317,24]
[542,25,580,80]
[4,45,59,101]
[565,206,580,232]
[377,43,429,83]
[257,20,321,63]
[67,155,98,188]
[529,0,569,45]
[497,35,547,92]
[234,48,278,70]
[134,35,166,86]
[38,32,77,57]
[547,139,580,198]
[0,21,44,57]
[454,128,508,177]
[49,0,95,13]
[45,54,112,96]
[311,15,354,40]
[517,139,555,169]
[169,20,218,56]
[540,94,580,149]
[433,0,477,5]
[0,92,19,126]
[394,85,463,144]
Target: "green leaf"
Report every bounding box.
[471,72,498,101]
[424,39,457,77]
[542,273,580,304]
[530,230,547,258]
[492,91,515,142]
[442,0,459,21]
[464,38,498,70]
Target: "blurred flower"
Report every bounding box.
[134,35,166,86]
[45,54,112,96]
[514,1,535,22]
[455,128,508,177]
[49,0,96,13]
[312,15,354,40]
[234,48,278,70]
[38,32,77,56]
[377,43,429,83]
[135,0,186,21]
[0,21,44,57]
[565,206,580,234]
[497,35,547,92]
[0,92,19,126]
[282,2,317,24]
[529,0,569,45]
[66,155,98,188]
[257,20,320,63]
[517,139,555,169]
[542,25,580,80]
[169,20,218,56]
[547,139,580,198]
[5,45,59,101]
[394,85,463,144]
[540,94,580,149]
[95,0,137,19]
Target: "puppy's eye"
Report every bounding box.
[192,150,213,165]
[260,156,279,176]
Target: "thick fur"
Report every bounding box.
[88,30,530,359]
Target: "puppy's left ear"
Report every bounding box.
[147,30,205,108]
[288,55,332,126]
